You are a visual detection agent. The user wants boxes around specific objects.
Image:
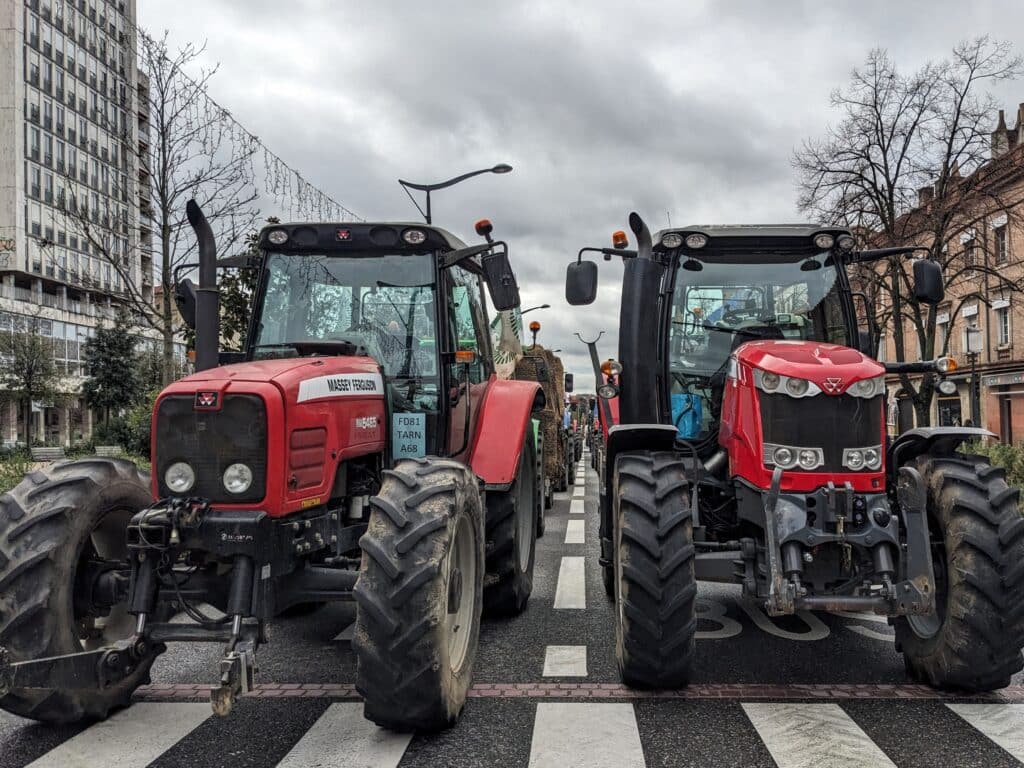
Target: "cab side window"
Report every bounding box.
[448,264,493,384]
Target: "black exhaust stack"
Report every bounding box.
[186,199,220,372]
[618,212,664,425]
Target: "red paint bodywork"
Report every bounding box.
[153,356,386,517]
[719,341,886,493]
[598,373,620,438]
[468,378,543,486]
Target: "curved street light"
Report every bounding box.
[398,164,513,225]
[520,304,550,315]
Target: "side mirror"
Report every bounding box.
[566,261,598,305]
[913,259,944,305]
[564,373,574,393]
[482,250,521,311]
[175,278,198,330]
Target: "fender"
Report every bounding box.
[888,426,995,480]
[469,379,545,489]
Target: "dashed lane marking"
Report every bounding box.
[542,646,588,677]
[553,556,586,609]
[26,702,211,768]
[947,703,1024,761]
[527,703,645,768]
[564,519,585,545]
[742,702,896,768]
[276,702,411,768]
[569,499,585,515]
[572,486,585,498]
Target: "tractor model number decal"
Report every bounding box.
[354,416,379,430]
[393,413,426,459]
[296,373,384,402]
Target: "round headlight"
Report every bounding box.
[402,228,427,245]
[813,233,835,250]
[685,233,708,249]
[864,448,881,470]
[773,447,795,468]
[165,462,195,494]
[786,377,809,397]
[851,378,877,398]
[937,379,957,395]
[798,449,820,470]
[597,383,619,400]
[267,229,289,245]
[223,463,254,494]
[936,357,957,374]
[845,450,865,470]
[761,372,781,391]
[661,233,683,248]
[837,235,856,251]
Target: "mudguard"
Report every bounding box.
[889,426,995,477]
[469,379,545,490]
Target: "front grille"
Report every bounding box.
[155,394,268,503]
[759,393,883,471]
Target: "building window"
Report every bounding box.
[963,239,977,272]
[997,305,1011,346]
[995,225,1009,265]
[937,319,949,354]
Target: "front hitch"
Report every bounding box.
[0,639,163,696]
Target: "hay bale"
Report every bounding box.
[514,345,566,481]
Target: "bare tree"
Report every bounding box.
[58,32,259,384]
[0,317,61,447]
[794,37,1024,426]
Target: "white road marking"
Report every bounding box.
[27,703,211,768]
[564,519,585,545]
[572,486,585,498]
[695,598,743,640]
[334,621,355,642]
[276,702,411,768]
[528,703,645,768]
[743,703,895,768]
[569,499,585,515]
[542,646,588,677]
[737,599,830,641]
[947,704,1024,761]
[554,556,586,609]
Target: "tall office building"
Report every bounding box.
[0,0,153,445]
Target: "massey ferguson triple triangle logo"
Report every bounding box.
[823,377,844,395]
[194,391,220,409]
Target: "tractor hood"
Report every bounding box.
[735,340,884,394]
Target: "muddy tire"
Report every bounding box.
[354,457,484,731]
[483,432,538,617]
[613,451,696,688]
[894,454,1024,691]
[0,458,158,723]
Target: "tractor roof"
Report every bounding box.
[654,224,851,240]
[256,222,468,253]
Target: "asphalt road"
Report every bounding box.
[3,450,1024,767]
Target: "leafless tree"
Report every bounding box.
[794,37,1024,426]
[0,316,62,447]
[58,32,259,384]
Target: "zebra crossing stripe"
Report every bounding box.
[564,519,585,545]
[528,703,645,768]
[553,557,586,609]
[947,703,1024,762]
[26,702,211,768]
[276,702,411,768]
[742,702,895,768]
[542,646,588,677]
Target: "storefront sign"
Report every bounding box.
[983,370,1024,387]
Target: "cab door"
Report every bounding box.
[445,263,494,460]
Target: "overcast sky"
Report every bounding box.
[141,0,1024,385]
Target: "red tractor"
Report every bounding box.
[567,213,1024,691]
[0,203,544,730]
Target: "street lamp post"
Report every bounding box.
[398,164,513,225]
[520,304,550,316]
[965,323,983,426]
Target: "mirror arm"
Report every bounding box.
[848,246,930,264]
[443,242,496,269]
[577,246,637,263]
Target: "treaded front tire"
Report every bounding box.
[483,431,538,617]
[614,451,696,688]
[894,454,1024,691]
[354,457,484,731]
[0,458,157,723]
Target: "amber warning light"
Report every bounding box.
[612,230,628,248]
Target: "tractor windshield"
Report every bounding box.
[667,251,848,439]
[253,252,438,378]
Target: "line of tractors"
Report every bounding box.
[1,202,1023,734]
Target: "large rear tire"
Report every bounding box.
[0,458,158,723]
[894,454,1024,691]
[613,451,696,688]
[354,457,484,731]
[483,432,538,617]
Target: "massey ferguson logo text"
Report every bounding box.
[194,391,220,409]
[354,416,379,430]
[823,377,844,395]
[326,377,378,393]
[297,372,385,403]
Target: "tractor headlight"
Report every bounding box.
[765,444,823,471]
[813,233,835,249]
[798,449,824,470]
[843,449,865,470]
[849,375,886,399]
[863,447,882,470]
[755,370,820,398]
[597,383,619,400]
[661,233,683,248]
[223,463,254,494]
[165,462,196,494]
[786,377,809,397]
[402,228,427,245]
[685,233,708,249]
[758,371,781,392]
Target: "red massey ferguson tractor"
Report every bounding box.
[0,203,544,730]
[567,213,1024,691]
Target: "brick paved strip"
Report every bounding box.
[133,683,1024,702]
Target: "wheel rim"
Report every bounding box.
[907,533,947,640]
[445,513,476,674]
[516,450,534,572]
[74,508,136,651]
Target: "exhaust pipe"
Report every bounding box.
[186,199,220,372]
